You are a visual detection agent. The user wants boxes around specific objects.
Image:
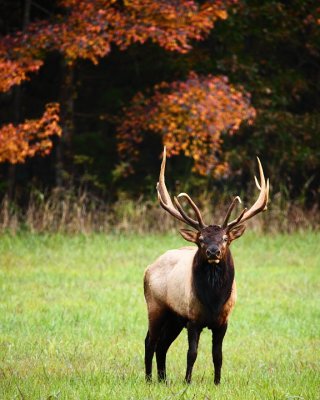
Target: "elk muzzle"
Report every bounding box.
[206,245,222,263]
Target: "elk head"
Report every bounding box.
[157,147,269,264]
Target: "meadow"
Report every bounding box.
[0,232,319,399]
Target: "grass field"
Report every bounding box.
[0,232,319,399]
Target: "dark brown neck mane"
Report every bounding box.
[192,248,235,326]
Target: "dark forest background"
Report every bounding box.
[0,0,319,231]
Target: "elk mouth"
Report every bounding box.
[207,257,221,264]
[206,250,222,264]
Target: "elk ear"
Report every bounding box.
[229,224,246,241]
[179,229,198,243]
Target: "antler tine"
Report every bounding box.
[156,186,186,224]
[174,196,199,229]
[265,179,269,210]
[254,175,261,190]
[157,147,174,208]
[157,147,205,230]
[157,147,187,224]
[227,157,269,230]
[221,196,242,228]
[228,207,247,228]
[239,156,269,222]
[177,193,206,229]
[254,173,270,208]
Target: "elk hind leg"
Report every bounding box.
[156,313,184,382]
[145,307,167,382]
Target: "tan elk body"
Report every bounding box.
[144,148,269,384]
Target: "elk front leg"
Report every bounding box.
[211,323,227,385]
[185,322,202,384]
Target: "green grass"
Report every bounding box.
[0,232,319,399]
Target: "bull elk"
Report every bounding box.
[144,148,269,384]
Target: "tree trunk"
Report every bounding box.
[55,60,75,186]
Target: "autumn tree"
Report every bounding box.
[1,0,234,89]
[117,72,255,177]
[0,0,236,175]
[0,103,61,163]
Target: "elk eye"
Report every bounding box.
[223,236,228,243]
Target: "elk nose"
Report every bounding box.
[215,249,221,258]
[206,248,221,258]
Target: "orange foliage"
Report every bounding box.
[0,57,43,93]
[0,28,46,93]
[0,103,62,163]
[0,1,236,165]
[0,0,236,92]
[117,72,256,176]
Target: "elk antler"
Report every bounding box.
[222,157,269,231]
[156,147,207,230]
[221,196,242,228]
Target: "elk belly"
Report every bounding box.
[218,280,237,325]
